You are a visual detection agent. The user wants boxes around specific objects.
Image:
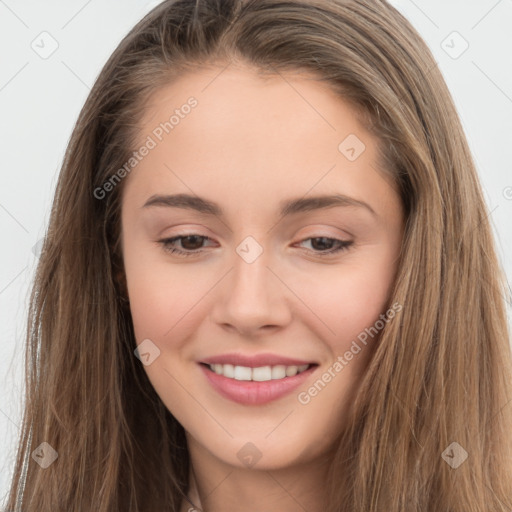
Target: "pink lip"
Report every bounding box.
[199,363,318,405]
[201,352,316,368]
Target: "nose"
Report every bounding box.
[210,246,292,337]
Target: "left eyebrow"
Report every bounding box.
[142,193,378,218]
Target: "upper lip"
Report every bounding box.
[201,353,317,368]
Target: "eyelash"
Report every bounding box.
[158,234,353,258]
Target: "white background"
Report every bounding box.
[1,0,511,505]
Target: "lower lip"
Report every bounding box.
[199,363,317,405]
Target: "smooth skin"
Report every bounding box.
[120,63,405,512]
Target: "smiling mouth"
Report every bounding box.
[201,362,316,381]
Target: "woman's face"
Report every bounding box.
[121,64,404,470]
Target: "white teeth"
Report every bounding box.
[208,363,311,381]
[271,365,286,379]
[252,366,272,381]
[234,366,252,381]
[286,366,298,377]
[223,364,235,378]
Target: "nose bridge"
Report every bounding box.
[212,237,290,332]
[230,242,274,311]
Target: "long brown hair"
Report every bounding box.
[5,0,512,510]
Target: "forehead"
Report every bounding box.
[138,64,368,139]
[123,65,399,223]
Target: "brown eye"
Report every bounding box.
[159,235,214,257]
[297,237,353,257]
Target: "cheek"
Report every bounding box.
[126,269,204,345]
[298,255,397,353]
[123,244,216,360]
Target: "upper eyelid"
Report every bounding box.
[161,234,216,244]
[159,224,353,240]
